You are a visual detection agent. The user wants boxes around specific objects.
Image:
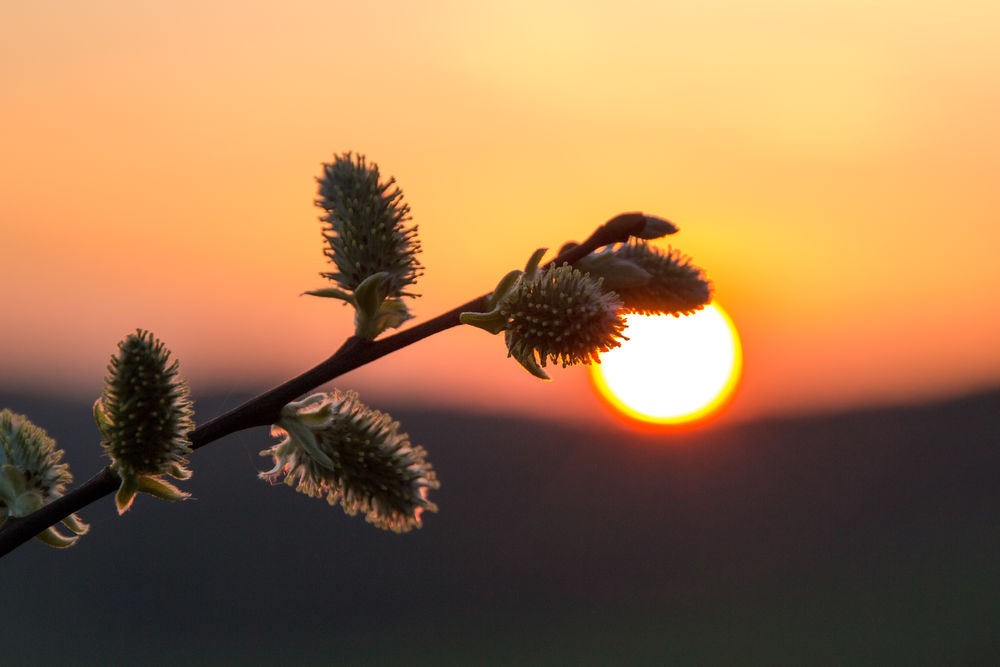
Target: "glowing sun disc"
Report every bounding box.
[591,303,742,424]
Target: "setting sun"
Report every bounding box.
[591,304,742,425]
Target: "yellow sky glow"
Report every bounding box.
[2,0,999,427]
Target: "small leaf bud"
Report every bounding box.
[636,214,679,239]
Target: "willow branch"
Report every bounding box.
[0,212,647,558]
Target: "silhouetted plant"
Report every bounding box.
[0,153,711,558]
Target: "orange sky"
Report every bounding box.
[2,0,999,430]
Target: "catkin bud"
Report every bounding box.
[501,263,628,379]
[260,392,439,533]
[308,153,424,338]
[0,409,89,547]
[315,152,423,298]
[586,241,712,316]
[94,330,194,514]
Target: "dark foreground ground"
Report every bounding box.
[1,387,998,665]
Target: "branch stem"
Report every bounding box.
[0,212,647,558]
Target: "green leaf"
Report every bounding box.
[11,489,44,517]
[169,462,193,480]
[0,463,27,502]
[60,511,90,536]
[513,352,551,381]
[459,311,510,335]
[115,476,139,515]
[354,272,392,319]
[282,418,338,471]
[35,525,81,549]
[486,269,523,309]
[576,252,652,290]
[371,299,412,334]
[135,474,191,503]
[636,214,678,239]
[92,398,113,437]
[523,248,548,277]
[303,287,355,303]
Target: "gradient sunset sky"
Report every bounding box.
[3,0,999,429]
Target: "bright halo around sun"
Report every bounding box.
[591,303,742,425]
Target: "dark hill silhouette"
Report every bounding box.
[1,387,997,665]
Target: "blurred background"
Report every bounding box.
[3,0,999,425]
[2,1,998,663]
[2,390,997,664]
